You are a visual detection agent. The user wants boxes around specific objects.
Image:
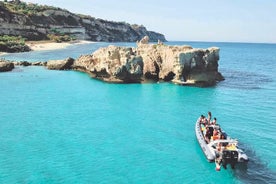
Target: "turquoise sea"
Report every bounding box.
[0,41,276,184]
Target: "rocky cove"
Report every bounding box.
[0,38,224,87]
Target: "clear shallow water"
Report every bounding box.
[0,42,276,183]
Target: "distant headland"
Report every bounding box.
[0,0,166,47]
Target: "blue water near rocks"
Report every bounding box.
[0,42,276,183]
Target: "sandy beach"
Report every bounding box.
[26,40,96,51]
[0,40,96,56]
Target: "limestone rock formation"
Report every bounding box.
[72,37,224,86]
[73,46,143,83]
[46,57,74,70]
[0,61,14,72]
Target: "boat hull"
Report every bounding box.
[195,121,215,162]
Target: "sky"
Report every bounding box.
[25,0,276,43]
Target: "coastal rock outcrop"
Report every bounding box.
[72,38,224,86]
[46,57,74,70]
[73,46,144,83]
[0,43,31,53]
[12,61,46,66]
[0,61,14,72]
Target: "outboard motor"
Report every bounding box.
[230,150,238,169]
[222,150,238,169]
[222,150,231,169]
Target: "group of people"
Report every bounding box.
[197,112,224,143]
[197,112,240,171]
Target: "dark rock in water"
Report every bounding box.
[32,61,47,66]
[12,61,46,66]
[19,61,32,66]
[47,57,75,70]
[0,61,14,72]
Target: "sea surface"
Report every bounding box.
[0,41,276,184]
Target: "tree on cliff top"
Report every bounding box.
[3,0,59,15]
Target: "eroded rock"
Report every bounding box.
[0,61,14,72]
[72,38,224,86]
[47,57,74,70]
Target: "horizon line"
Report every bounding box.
[165,40,276,45]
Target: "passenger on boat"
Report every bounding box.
[207,111,212,124]
[217,142,224,152]
[213,128,218,135]
[197,115,204,124]
[210,127,221,141]
[219,134,229,146]
[205,127,212,143]
[220,133,225,140]
[203,117,208,126]
[211,117,217,125]
[198,115,207,132]
[209,126,214,136]
[213,134,220,141]
[215,142,224,171]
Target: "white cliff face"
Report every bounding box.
[72,37,224,86]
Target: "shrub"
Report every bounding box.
[47,33,76,43]
[0,35,30,53]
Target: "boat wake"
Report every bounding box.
[233,143,276,184]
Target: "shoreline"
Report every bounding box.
[0,40,96,56]
[26,40,96,51]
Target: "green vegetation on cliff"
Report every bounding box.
[2,0,58,15]
[47,29,76,43]
[0,35,30,52]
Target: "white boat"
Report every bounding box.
[195,119,249,169]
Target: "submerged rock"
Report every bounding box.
[72,37,224,86]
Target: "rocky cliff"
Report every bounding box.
[0,1,166,42]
